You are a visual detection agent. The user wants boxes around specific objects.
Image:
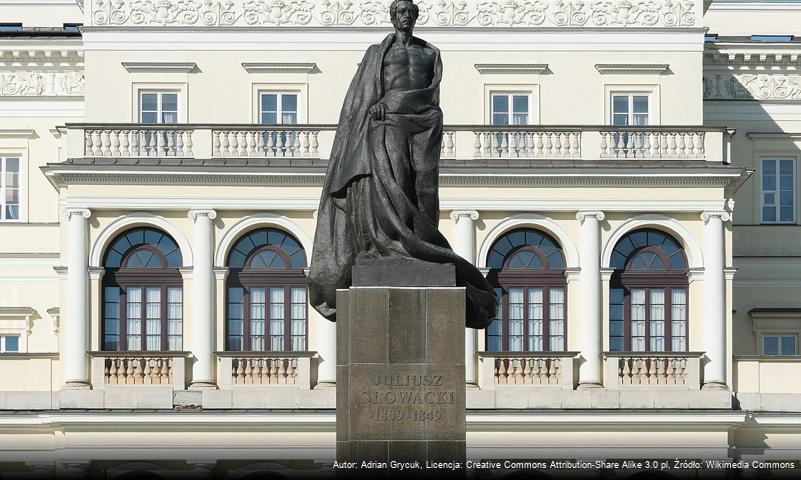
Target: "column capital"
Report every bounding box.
[700,211,731,223]
[187,209,217,221]
[63,208,91,220]
[449,210,479,222]
[576,211,605,223]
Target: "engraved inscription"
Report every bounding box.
[361,374,456,423]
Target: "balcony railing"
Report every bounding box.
[66,124,729,163]
[477,351,578,389]
[603,351,703,389]
[216,351,317,390]
[89,351,189,389]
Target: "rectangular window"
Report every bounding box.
[167,287,182,350]
[1,157,20,221]
[104,286,121,351]
[508,287,524,351]
[527,288,543,352]
[139,91,178,124]
[549,287,565,352]
[260,92,299,124]
[763,335,798,356]
[126,287,142,350]
[630,288,647,352]
[609,287,625,352]
[269,287,285,351]
[491,93,529,126]
[671,288,687,351]
[486,288,504,352]
[290,287,307,351]
[761,158,795,223]
[0,335,19,353]
[227,287,244,351]
[611,94,649,126]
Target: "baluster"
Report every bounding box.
[122,357,132,384]
[244,131,254,157]
[310,131,319,156]
[508,359,519,384]
[675,132,686,158]
[473,132,482,157]
[694,132,704,159]
[100,130,110,156]
[234,131,244,156]
[560,132,569,157]
[212,131,221,156]
[640,132,650,159]
[301,131,310,157]
[286,359,297,384]
[277,358,287,384]
[646,132,657,158]
[530,358,541,384]
[105,360,114,384]
[175,130,184,157]
[551,358,560,384]
[235,359,245,384]
[166,130,175,156]
[493,358,500,383]
[446,131,455,156]
[665,358,675,384]
[127,130,138,157]
[117,130,129,157]
[625,131,635,159]
[542,132,553,157]
[265,131,275,158]
[109,130,120,156]
[621,358,632,384]
[275,131,286,158]
[240,358,251,384]
[499,132,509,158]
[257,131,266,156]
[667,133,677,157]
[143,358,152,384]
[249,358,260,384]
[534,132,544,157]
[497,359,507,384]
[184,130,193,157]
[522,358,532,384]
[135,357,144,384]
[658,132,667,158]
[147,129,158,157]
[483,132,492,157]
[219,131,230,157]
[599,132,609,158]
[569,132,580,157]
[291,131,301,158]
[515,358,525,383]
[269,358,279,384]
[84,130,94,156]
[524,132,534,158]
[678,358,688,384]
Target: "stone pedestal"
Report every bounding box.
[336,258,466,467]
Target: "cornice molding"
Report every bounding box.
[595,63,669,75]
[0,129,37,139]
[242,62,317,74]
[0,307,37,317]
[122,62,197,73]
[474,63,548,75]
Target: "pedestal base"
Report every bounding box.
[336,260,466,467]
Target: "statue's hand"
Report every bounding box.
[369,102,387,121]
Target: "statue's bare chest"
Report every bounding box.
[382,43,435,92]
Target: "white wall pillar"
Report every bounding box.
[313,310,337,385]
[450,210,480,384]
[701,211,729,389]
[576,211,604,388]
[188,209,217,389]
[63,208,91,389]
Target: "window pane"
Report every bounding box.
[633,96,648,113]
[764,336,779,356]
[512,95,528,113]
[781,336,796,355]
[492,113,508,126]
[612,96,628,114]
[780,159,793,176]
[141,93,157,112]
[261,94,278,113]
[612,114,629,126]
[141,112,158,124]
[492,95,508,115]
[161,93,178,112]
[4,335,18,352]
[281,94,297,112]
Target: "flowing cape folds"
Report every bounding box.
[308,33,498,329]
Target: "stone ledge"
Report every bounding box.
[736,393,801,412]
[469,388,733,409]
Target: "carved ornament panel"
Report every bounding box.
[704,73,801,101]
[0,71,85,97]
[89,0,696,27]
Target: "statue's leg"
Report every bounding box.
[410,110,444,225]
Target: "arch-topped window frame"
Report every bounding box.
[609,228,689,353]
[102,227,184,352]
[225,227,309,353]
[486,228,568,353]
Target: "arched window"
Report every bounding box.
[102,228,183,351]
[226,228,308,352]
[486,228,566,352]
[609,228,688,352]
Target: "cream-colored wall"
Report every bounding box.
[705,4,801,36]
[0,1,82,27]
[82,37,703,125]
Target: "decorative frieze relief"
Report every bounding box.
[0,71,84,97]
[89,0,696,27]
[704,73,801,101]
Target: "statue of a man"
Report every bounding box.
[309,0,498,329]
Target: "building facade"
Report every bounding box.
[0,0,798,477]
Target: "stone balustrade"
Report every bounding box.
[477,351,578,390]
[600,129,706,159]
[66,124,728,163]
[83,128,194,157]
[89,351,188,389]
[603,352,703,389]
[216,352,316,389]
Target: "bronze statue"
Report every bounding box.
[308,0,498,329]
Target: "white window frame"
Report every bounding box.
[760,333,798,356]
[0,335,20,353]
[258,91,301,125]
[138,90,180,124]
[0,156,21,222]
[759,157,797,224]
[752,311,801,357]
[0,307,33,353]
[484,84,539,125]
[609,92,651,126]
[489,92,531,126]
[251,83,307,124]
[131,83,187,123]
[603,84,660,126]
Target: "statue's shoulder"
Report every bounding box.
[411,35,439,54]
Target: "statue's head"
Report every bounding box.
[390,0,419,33]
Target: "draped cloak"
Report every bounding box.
[308,33,499,329]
